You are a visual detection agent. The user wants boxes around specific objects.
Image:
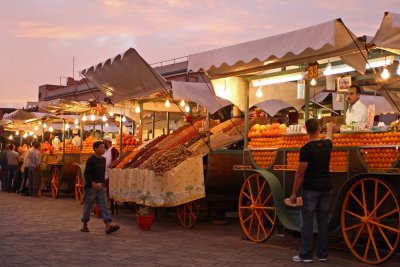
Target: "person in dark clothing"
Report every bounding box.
[0,145,9,191]
[6,144,19,193]
[291,119,334,263]
[80,141,120,234]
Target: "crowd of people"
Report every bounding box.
[0,141,42,196]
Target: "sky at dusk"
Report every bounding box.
[0,0,399,108]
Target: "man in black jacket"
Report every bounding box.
[80,141,120,234]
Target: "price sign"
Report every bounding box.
[308,63,319,79]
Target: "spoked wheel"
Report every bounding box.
[176,201,200,229]
[239,173,276,243]
[51,167,59,199]
[74,168,84,204]
[341,177,400,264]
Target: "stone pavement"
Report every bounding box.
[0,192,399,267]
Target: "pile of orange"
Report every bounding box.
[248,137,283,148]
[286,151,347,171]
[252,151,276,168]
[286,152,300,169]
[82,136,98,153]
[333,132,400,147]
[59,141,80,154]
[248,123,287,139]
[281,135,309,148]
[361,148,399,169]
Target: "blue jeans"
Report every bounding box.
[6,164,19,192]
[81,187,111,224]
[300,190,332,260]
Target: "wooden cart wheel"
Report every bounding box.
[74,168,84,204]
[51,166,59,199]
[238,173,276,242]
[341,177,400,264]
[176,201,200,229]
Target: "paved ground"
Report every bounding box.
[0,192,399,267]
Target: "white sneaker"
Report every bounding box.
[318,258,327,262]
[292,255,313,263]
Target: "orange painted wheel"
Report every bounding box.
[75,168,84,204]
[51,167,59,199]
[341,178,400,264]
[238,173,276,242]
[176,201,200,229]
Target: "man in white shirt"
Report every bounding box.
[345,86,368,125]
[50,134,61,151]
[71,130,82,148]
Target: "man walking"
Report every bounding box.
[6,144,19,193]
[81,141,120,234]
[291,119,334,263]
[28,142,41,197]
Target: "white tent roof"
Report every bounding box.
[80,48,170,103]
[188,19,366,78]
[171,81,231,114]
[372,12,400,54]
[2,109,37,122]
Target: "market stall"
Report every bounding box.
[187,12,400,265]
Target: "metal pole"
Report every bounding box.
[152,112,156,139]
[19,133,22,147]
[119,116,123,154]
[166,112,170,135]
[62,119,66,161]
[207,112,211,147]
[101,122,104,139]
[80,120,84,148]
[244,82,250,148]
[305,81,310,121]
[139,102,143,139]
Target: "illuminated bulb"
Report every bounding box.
[323,62,332,76]
[74,118,79,125]
[165,99,171,108]
[180,100,185,107]
[33,134,37,139]
[109,112,114,117]
[75,125,80,129]
[43,123,48,129]
[23,133,28,138]
[15,131,19,136]
[34,126,39,131]
[397,66,400,76]
[381,67,390,80]
[185,105,190,113]
[9,134,13,140]
[310,78,317,86]
[256,87,263,98]
[29,132,34,136]
[49,127,54,132]
[38,121,42,125]
[82,114,87,122]
[102,115,107,122]
[122,116,127,122]
[135,106,140,113]
[65,122,69,129]
[105,123,109,127]
[90,114,96,121]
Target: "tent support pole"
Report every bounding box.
[152,112,155,139]
[80,120,83,148]
[101,122,104,139]
[119,117,123,155]
[139,102,143,139]
[244,81,250,148]
[62,119,66,162]
[19,133,22,147]
[305,82,310,121]
[166,112,170,135]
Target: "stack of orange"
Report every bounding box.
[286,152,299,169]
[252,151,276,168]
[333,132,400,147]
[248,137,283,148]
[361,148,399,169]
[115,134,142,153]
[330,151,347,171]
[81,136,98,153]
[248,123,287,139]
[282,135,309,148]
[60,141,80,154]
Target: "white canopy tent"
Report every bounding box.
[372,12,400,54]
[80,48,170,104]
[188,19,367,78]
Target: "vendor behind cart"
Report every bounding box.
[71,130,82,148]
[345,86,368,125]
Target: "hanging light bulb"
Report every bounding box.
[75,125,80,129]
[9,134,13,140]
[34,126,39,131]
[185,105,190,113]
[102,115,107,122]
[180,100,185,107]
[310,78,317,86]
[397,65,400,76]
[381,67,390,80]
[23,133,28,138]
[109,112,114,117]
[65,122,69,130]
[90,114,96,121]
[256,86,263,98]
[29,131,34,136]
[82,114,87,122]
[135,106,140,113]
[323,61,332,76]
[74,118,79,125]
[122,116,127,122]
[15,131,19,136]
[43,123,48,129]
[165,99,171,108]
[49,127,54,132]
[105,123,109,127]
[38,121,42,125]
[33,134,37,139]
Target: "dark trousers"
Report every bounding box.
[6,164,19,192]
[300,190,332,260]
[19,167,29,193]
[0,166,7,191]
[28,167,41,197]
